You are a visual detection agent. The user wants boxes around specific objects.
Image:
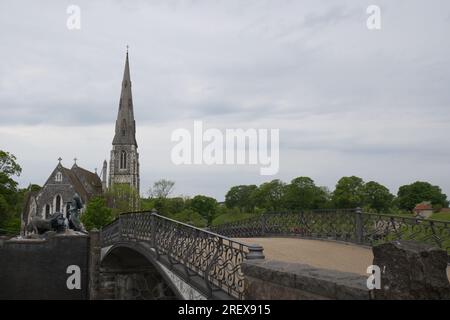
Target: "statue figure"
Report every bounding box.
[67,193,86,233]
[26,211,66,235]
[25,193,87,236]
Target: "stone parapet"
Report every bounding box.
[373,240,450,300]
[242,259,369,300]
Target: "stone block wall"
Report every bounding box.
[373,240,450,299]
[242,240,450,300]
[242,259,369,300]
[0,234,89,299]
[96,268,178,300]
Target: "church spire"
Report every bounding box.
[109,48,140,202]
[112,48,137,146]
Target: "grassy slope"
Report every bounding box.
[430,211,450,221]
[211,212,258,227]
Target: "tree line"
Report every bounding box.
[83,175,449,230]
[1,149,449,234]
[224,176,449,213]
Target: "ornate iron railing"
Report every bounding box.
[210,209,450,257]
[100,210,264,300]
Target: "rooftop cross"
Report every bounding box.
[58,157,62,164]
[73,157,77,165]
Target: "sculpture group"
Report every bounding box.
[26,193,86,236]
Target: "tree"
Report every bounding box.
[397,181,449,211]
[171,209,207,228]
[105,184,140,217]
[190,195,218,225]
[81,196,114,231]
[315,186,332,209]
[0,150,22,232]
[283,177,329,210]
[252,179,286,211]
[332,176,365,209]
[165,197,187,214]
[150,196,187,216]
[363,181,394,212]
[225,185,257,212]
[0,150,22,177]
[148,179,175,199]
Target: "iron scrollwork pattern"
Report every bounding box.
[101,211,263,300]
[361,213,450,252]
[210,209,450,257]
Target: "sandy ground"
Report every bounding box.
[236,237,450,280]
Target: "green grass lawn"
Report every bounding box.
[430,211,450,221]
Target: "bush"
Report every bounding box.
[0,215,20,235]
[211,212,258,226]
[170,209,207,228]
[81,196,114,231]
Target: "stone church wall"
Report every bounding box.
[36,183,77,218]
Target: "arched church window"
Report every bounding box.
[55,195,61,213]
[120,150,127,169]
[121,119,126,136]
[45,204,50,218]
[55,171,62,182]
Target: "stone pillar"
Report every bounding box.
[354,207,363,244]
[88,229,101,300]
[98,271,116,299]
[373,240,450,299]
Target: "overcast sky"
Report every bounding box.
[1,0,449,200]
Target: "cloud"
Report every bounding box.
[1,0,450,199]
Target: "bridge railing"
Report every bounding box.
[210,208,450,257]
[100,210,264,300]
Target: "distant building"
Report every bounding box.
[21,160,102,234]
[413,201,433,218]
[20,50,141,233]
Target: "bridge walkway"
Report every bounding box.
[237,237,450,280]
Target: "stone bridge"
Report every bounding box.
[2,209,449,299]
[95,211,264,300]
[92,209,450,300]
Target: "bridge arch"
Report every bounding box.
[100,242,181,300]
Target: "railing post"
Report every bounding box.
[246,244,265,260]
[355,207,363,244]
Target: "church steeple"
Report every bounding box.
[112,50,137,146]
[109,48,140,201]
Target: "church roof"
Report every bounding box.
[112,51,138,146]
[70,164,103,197]
[43,162,102,203]
[62,167,90,201]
